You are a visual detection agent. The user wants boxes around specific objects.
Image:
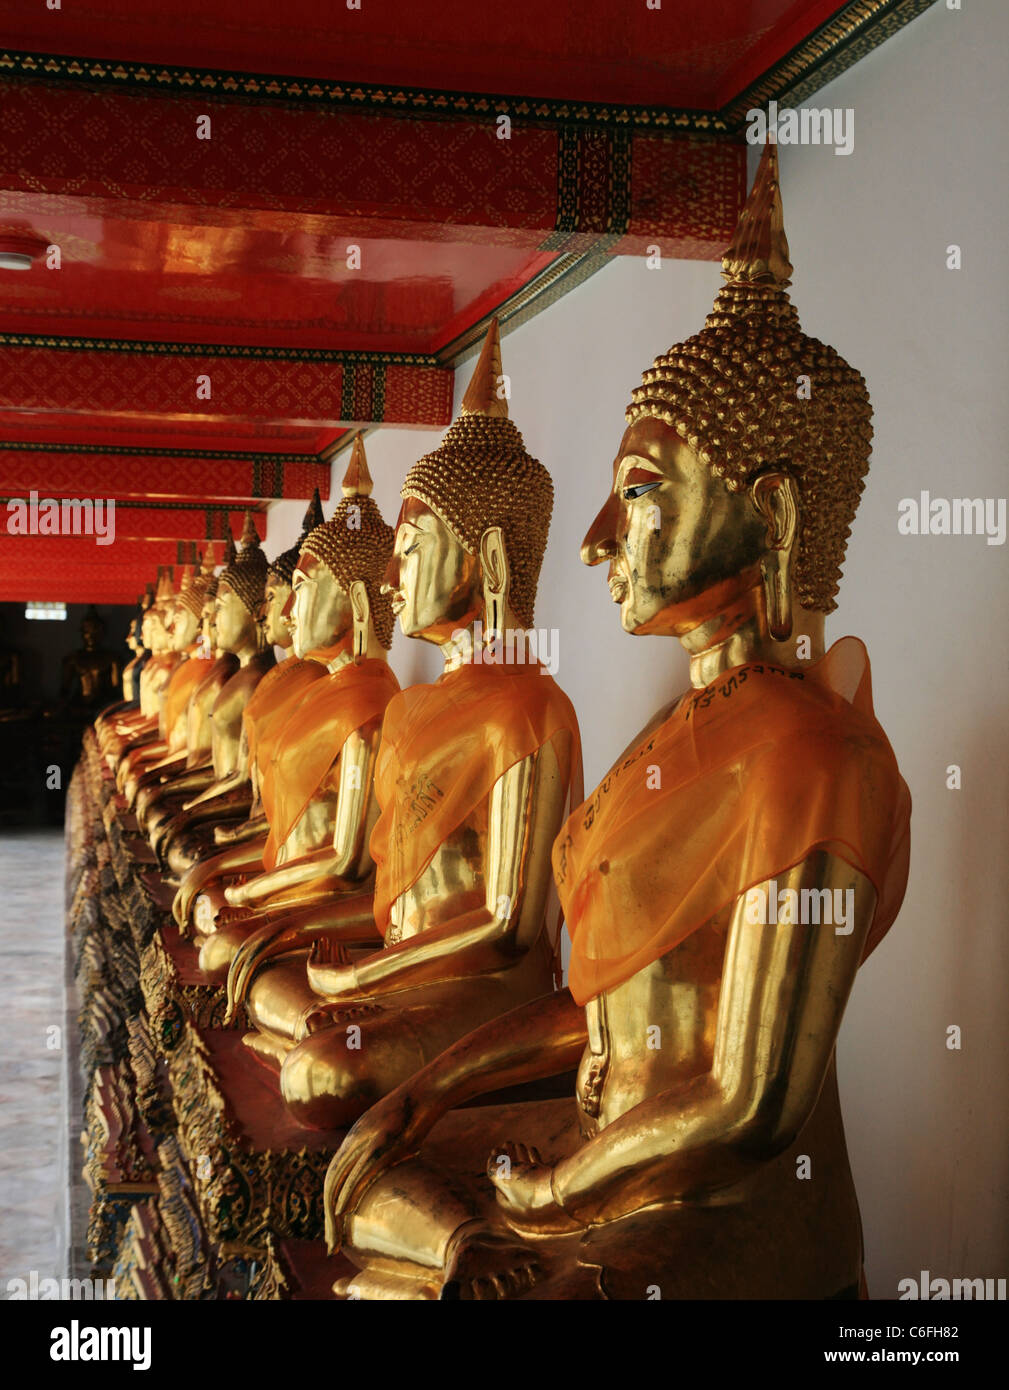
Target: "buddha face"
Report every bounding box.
[215,581,256,654]
[81,616,103,651]
[169,598,200,652]
[146,605,170,651]
[383,497,481,642]
[262,574,294,648]
[581,417,768,637]
[287,554,352,659]
[200,598,217,654]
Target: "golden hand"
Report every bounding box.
[323,1087,424,1252]
[225,916,296,1021]
[487,1142,583,1236]
[304,941,360,1001]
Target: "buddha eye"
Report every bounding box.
[403,541,419,556]
[622,480,662,501]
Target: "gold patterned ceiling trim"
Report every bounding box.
[0,439,326,464]
[0,331,440,367]
[439,247,613,366]
[0,2,939,136]
[722,0,939,125]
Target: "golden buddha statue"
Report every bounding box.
[320,146,912,1301]
[171,489,330,925]
[130,544,240,823]
[120,605,147,707]
[124,558,219,808]
[222,323,584,1133]
[154,513,278,875]
[0,612,25,716]
[60,607,121,714]
[101,568,179,768]
[63,607,120,712]
[191,445,399,982]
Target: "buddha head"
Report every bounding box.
[582,144,872,647]
[200,575,220,656]
[263,488,325,649]
[288,440,394,661]
[144,568,175,651]
[215,512,269,656]
[80,607,105,652]
[387,320,552,647]
[171,544,220,651]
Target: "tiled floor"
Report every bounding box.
[0,829,67,1293]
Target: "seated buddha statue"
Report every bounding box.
[222,322,583,1130]
[59,607,121,716]
[170,489,331,927]
[120,607,146,707]
[191,445,399,981]
[0,612,25,718]
[124,558,219,807]
[152,514,277,874]
[103,569,180,769]
[320,146,912,1301]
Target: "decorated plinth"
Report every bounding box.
[66,727,353,1299]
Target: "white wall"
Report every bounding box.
[268,0,1008,1296]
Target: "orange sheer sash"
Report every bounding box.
[161,647,213,741]
[556,637,911,1006]
[262,658,400,870]
[370,662,583,938]
[243,656,327,793]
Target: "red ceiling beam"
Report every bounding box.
[1,537,207,568]
[0,342,453,429]
[0,447,331,502]
[1,579,155,605]
[0,76,744,256]
[0,558,178,604]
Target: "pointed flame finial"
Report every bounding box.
[721,142,793,289]
[460,318,508,419]
[199,540,218,574]
[341,434,374,498]
[222,526,237,568]
[302,485,325,530]
[239,509,261,549]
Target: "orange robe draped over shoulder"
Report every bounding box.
[555,637,911,1007]
[243,655,328,806]
[370,661,583,938]
[262,658,400,871]
[161,647,214,742]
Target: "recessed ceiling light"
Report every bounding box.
[0,251,33,271]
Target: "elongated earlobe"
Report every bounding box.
[350,580,370,663]
[750,472,798,643]
[479,526,509,646]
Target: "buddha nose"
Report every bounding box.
[380,553,399,595]
[580,492,620,567]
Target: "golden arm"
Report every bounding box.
[308,740,563,1000]
[324,987,588,1249]
[540,850,876,1226]
[225,722,382,906]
